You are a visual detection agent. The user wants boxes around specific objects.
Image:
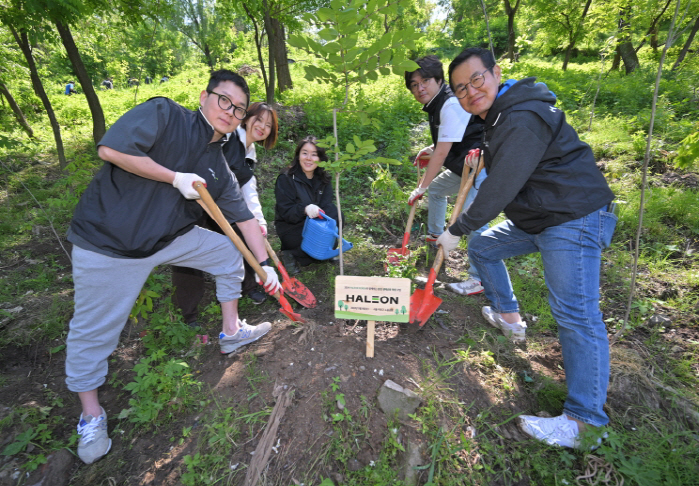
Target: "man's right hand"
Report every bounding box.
[173,172,206,199]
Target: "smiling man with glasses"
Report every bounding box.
[438,47,616,450]
[404,55,490,296]
[64,69,281,465]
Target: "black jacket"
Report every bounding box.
[68,97,253,258]
[274,170,339,237]
[423,83,484,177]
[450,78,614,236]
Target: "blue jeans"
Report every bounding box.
[468,207,617,426]
[427,168,489,280]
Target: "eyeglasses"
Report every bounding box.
[454,69,493,99]
[207,90,248,120]
[409,77,433,93]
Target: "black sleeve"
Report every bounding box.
[97,98,170,158]
[274,174,306,224]
[449,111,551,236]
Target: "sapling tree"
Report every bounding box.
[287,0,421,274]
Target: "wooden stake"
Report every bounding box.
[366,320,375,358]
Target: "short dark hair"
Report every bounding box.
[448,48,496,90]
[207,70,250,107]
[243,102,279,150]
[404,55,444,90]
[287,136,331,184]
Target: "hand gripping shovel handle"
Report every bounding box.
[432,155,485,274]
[193,183,305,323]
[410,156,485,326]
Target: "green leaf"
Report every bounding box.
[50,344,65,354]
[287,34,308,50]
[330,0,344,9]
[378,50,391,65]
[379,66,391,76]
[367,70,378,81]
[318,28,338,42]
[316,8,335,22]
[346,143,355,153]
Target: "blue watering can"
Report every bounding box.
[301,212,353,260]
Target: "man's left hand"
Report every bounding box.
[436,229,461,254]
[256,266,282,295]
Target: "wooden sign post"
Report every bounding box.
[334,276,411,357]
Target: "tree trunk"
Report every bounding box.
[611,47,621,70]
[503,0,520,61]
[562,0,593,71]
[269,17,293,93]
[616,3,640,73]
[55,21,105,146]
[0,82,34,138]
[672,15,699,71]
[242,3,270,102]
[618,41,640,73]
[262,2,275,103]
[10,26,67,169]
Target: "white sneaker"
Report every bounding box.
[482,306,526,342]
[446,278,484,296]
[77,407,112,464]
[518,414,606,450]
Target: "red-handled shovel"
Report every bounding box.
[194,183,305,323]
[387,166,424,266]
[409,156,484,326]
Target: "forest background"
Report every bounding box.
[0,0,698,485]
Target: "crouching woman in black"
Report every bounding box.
[274,136,342,272]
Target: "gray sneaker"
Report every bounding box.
[77,407,111,464]
[482,306,527,342]
[518,414,607,450]
[219,320,272,354]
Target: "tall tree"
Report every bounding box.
[54,20,106,145]
[7,25,67,168]
[672,14,699,70]
[616,1,641,73]
[238,0,320,102]
[166,0,236,69]
[503,0,521,61]
[0,82,34,138]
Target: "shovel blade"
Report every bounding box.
[282,277,317,308]
[409,289,442,327]
[275,292,306,323]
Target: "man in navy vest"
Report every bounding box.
[405,56,488,295]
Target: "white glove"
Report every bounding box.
[305,204,321,218]
[259,223,268,237]
[408,186,427,206]
[173,172,206,199]
[436,228,461,254]
[255,265,282,295]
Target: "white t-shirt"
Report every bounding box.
[437,97,471,143]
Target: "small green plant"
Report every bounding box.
[119,349,202,426]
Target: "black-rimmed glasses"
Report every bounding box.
[207,90,248,120]
[454,68,493,99]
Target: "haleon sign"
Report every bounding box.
[334,276,411,322]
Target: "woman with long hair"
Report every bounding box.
[274,136,341,273]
